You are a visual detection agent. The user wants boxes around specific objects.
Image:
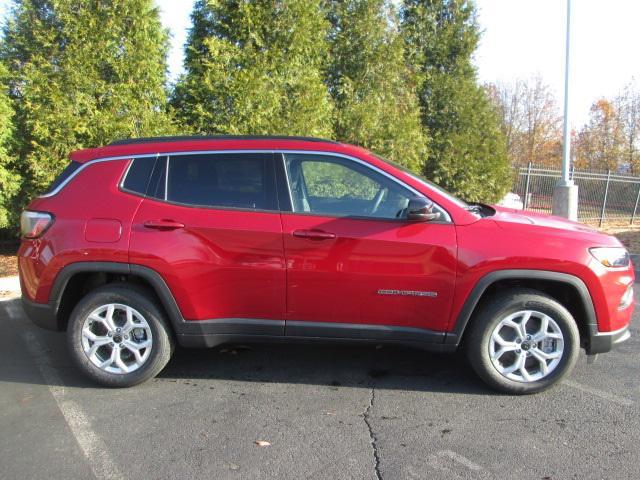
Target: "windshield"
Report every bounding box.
[373,155,470,209]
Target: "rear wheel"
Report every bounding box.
[67,284,174,387]
[466,289,579,394]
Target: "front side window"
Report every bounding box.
[375,154,469,210]
[284,153,414,219]
[166,153,276,210]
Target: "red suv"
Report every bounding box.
[18,136,633,393]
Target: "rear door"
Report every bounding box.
[279,152,457,337]
[128,152,286,333]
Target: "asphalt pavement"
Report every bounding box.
[1,288,639,480]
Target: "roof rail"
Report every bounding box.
[108,135,340,146]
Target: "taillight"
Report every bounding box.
[20,211,54,239]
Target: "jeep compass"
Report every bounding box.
[18,136,633,394]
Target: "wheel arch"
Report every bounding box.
[50,262,184,331]
[447,270,597,348]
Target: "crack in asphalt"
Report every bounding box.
[362,386,382,480]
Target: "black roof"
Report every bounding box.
[109,135,339,146]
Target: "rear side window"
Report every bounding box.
[148,156,167,200]
[166,153,276,210]
[42,161,82,195]
[122,156,156,195]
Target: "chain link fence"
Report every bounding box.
[512,163,640,226]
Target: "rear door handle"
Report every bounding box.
[292,229,336,240]
[143,219,185,230]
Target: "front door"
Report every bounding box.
[279,153,457,336]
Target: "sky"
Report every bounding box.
[1,0,639,127]
[474,0,640,126]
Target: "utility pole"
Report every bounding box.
[552,0,579,220]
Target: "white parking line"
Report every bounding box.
[22,330,124,480]
[438,450,481,471]
[426,449,483,473]
[4,303,20,319]
[564,380,634,407]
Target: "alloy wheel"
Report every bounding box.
[489,310,564,383]
[80,303,153,374]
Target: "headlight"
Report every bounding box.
[589,247,630,268]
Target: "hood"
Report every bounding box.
[491,206,597,233]
[489,206,621,247]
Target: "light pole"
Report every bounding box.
[552,0,578,220]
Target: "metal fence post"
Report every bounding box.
[599,170,611,227]
[523,161,532,210]
[631,182,640,225]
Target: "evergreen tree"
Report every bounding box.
[327,0,427,170]
[173,0,333,137]
[0,61,18,229]
[402,0,510,203]
[2,0,175,200]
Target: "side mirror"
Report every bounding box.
[406,197,441,222]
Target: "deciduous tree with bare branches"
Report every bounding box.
[486,76,562,167]
[614,80,640,173]
[574,99,625,171]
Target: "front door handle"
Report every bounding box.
[143,219,185,230]
[292,229,336,240]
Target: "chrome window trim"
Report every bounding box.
[39,157,132,198]
[118,158,135,191]
[38,150,278,198]
[163,156,169,201]
[279,152,296,212]
[38,148,452,222]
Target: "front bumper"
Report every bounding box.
[586,325,631,355]
[21,296,62,331]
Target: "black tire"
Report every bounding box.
[67,283,175,387]
[465,288,580,395]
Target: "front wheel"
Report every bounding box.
[466,289,580,394]
[67,284,174,387]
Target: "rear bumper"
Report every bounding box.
[21,296,62,331]
[586,325,631,355]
